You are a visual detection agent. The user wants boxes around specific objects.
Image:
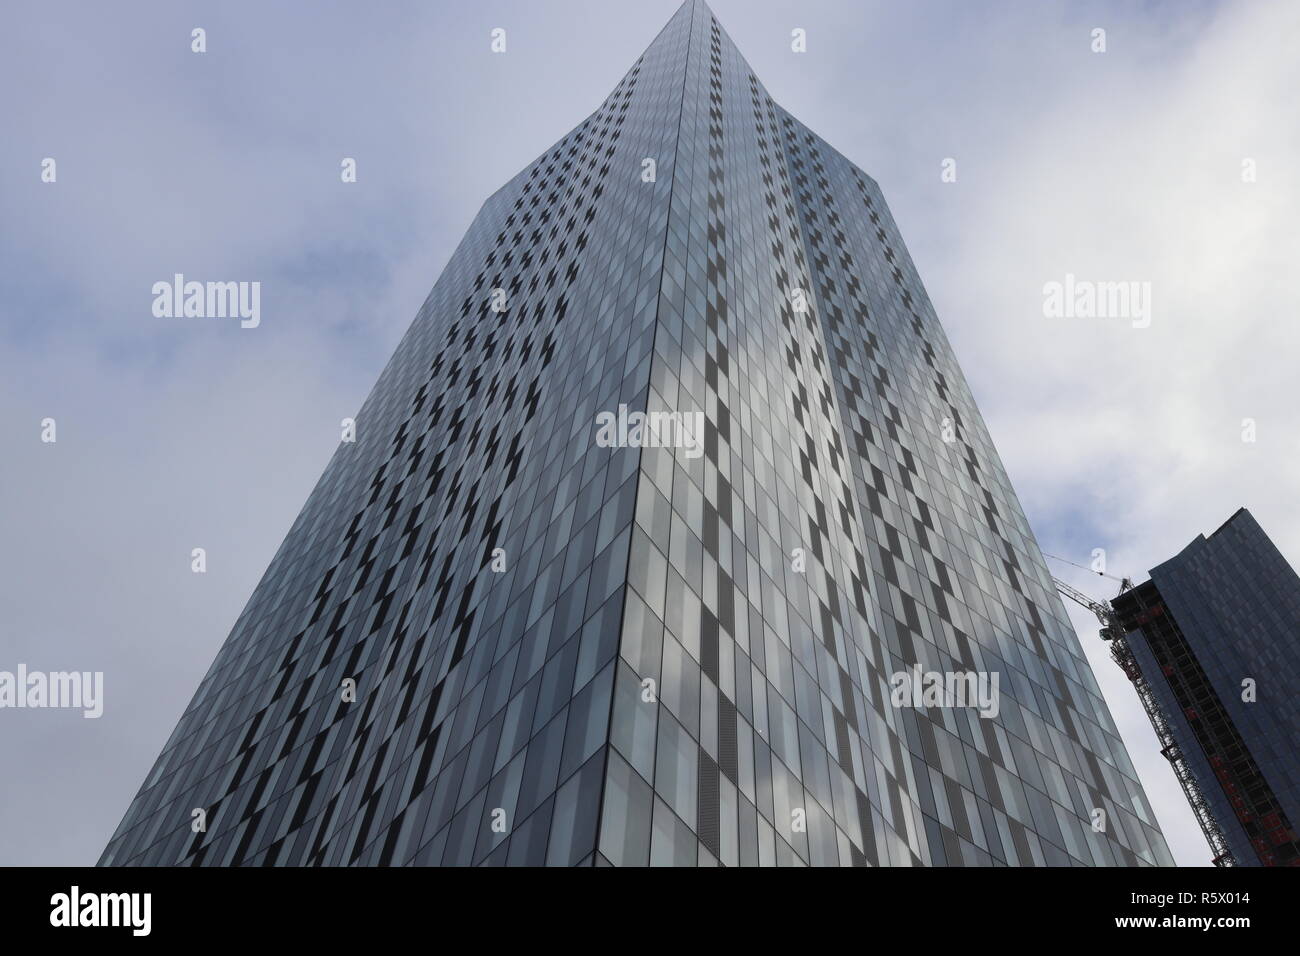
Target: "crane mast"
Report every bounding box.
[1052,574,1237,866]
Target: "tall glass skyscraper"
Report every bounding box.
[100,0,1171,867]
[1111,509,1300,866]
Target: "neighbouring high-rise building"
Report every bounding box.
[1110,509,1300,866]
[100,0,1171,867]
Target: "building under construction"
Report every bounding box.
[1097,509,1300,866]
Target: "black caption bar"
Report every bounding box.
[3,864,1284,943]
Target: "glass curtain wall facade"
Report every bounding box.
[100,0,1171,867]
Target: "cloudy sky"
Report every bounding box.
[1,0,1296,866]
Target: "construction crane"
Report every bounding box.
[1051,575,1132,643]
[1049,568,1238,866]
